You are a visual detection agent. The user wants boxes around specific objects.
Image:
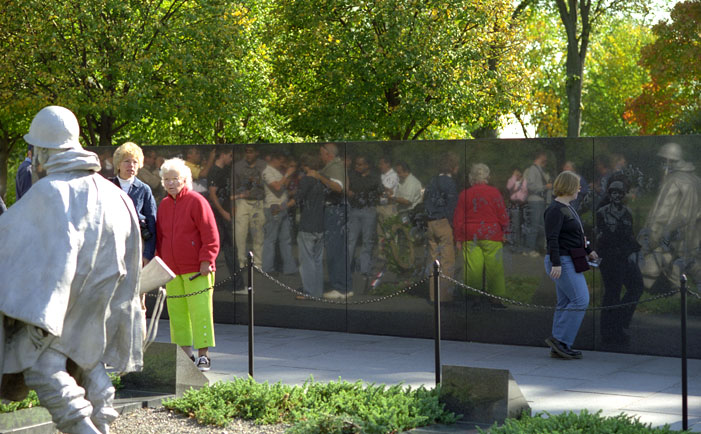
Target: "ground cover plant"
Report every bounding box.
[0,391,39,413]
[481,410,685,433]
[0,373,122,414]
[163,377,458,433]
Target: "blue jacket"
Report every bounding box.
[15,158,32,200]
[111,177,158,260]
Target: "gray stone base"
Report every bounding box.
[439,365,531,425]
[120,342,209,397]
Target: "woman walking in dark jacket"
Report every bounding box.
[544,171,598,359]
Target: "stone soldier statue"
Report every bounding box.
[0,106,143,434]
[638,142,701,292]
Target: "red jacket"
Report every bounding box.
[156,186,220,275]
[453,183,509,242]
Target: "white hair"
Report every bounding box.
[469,163,490,185]
[159,157,193,190]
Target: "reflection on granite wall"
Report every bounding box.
[94,135,701,358]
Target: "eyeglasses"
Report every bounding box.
[163,177,183,185]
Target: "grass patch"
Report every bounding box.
[481,410,683,433]
[163,377,458,433]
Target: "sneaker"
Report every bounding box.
[323,290,344,300]
[545,337,574,360]
[545,337,582,359]
[196,355,211,371]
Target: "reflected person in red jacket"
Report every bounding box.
[156,158,220,372]
[453,163,510,309]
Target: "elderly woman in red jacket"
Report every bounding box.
[453,163,509,309]
[157,157,220,371]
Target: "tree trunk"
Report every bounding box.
[564,44,584,137]
[98,114,116,147]
[385,84,403,140]
[556,0,591,138]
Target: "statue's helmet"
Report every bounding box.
[24,106,81,150]
[607,180,625,193]
[657,142,683,161]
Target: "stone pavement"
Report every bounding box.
[151,320,701,432]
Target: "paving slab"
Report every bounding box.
[150,320,701,431]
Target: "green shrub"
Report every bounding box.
[163,377,458,433]
[481,410,683,433]
[0,374,123,414]
[0,391,39,413]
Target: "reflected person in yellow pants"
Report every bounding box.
[453,163,509,309]
[462,240,506,302]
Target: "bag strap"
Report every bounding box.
[567,204,587,247]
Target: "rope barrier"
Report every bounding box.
[144,267,244,299]
[145,265,692,311]
[254,265,429,305]
[440,274,681,312]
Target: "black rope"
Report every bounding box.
[254,266,428,305]
[441,274,681,312]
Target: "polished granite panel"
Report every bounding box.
[122,135,701,358]
[439,365,530,425]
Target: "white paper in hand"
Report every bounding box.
[140,256,176,294]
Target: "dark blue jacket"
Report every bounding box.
[111,177,157,260]
[15,158,32,200]
[423,174,458,224]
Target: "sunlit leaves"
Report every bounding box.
[624,0,701,134]
[266,0,530,141]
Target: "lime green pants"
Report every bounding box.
[463,240,505,296]
[166,272,215,349]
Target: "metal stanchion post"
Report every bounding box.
[248,251,254,378]
[681,273,688,431]
[434,260,441,386]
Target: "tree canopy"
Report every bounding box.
[624,0,701,134]
[266,0,530,141]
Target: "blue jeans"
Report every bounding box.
[544,255,589,347]
[262,207,297,274]
[297,231,324,297]
[347,206,377,276]
[324,204,348,291]
[524,200,546,252]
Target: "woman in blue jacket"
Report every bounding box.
[111,142,157,264]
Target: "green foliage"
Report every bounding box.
[163,377,458,433]
[581,18,653,137]
[378,215,422,274]
[480,410,681,433]
[503,276,539,303]
[516,7,567,138]
[624,0,701,134]
[267,0,530,141]
[0,391,39,414]
[107,372,123,391]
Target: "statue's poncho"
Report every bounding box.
[0,148,143,374]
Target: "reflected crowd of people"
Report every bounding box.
[36,141,701,347]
